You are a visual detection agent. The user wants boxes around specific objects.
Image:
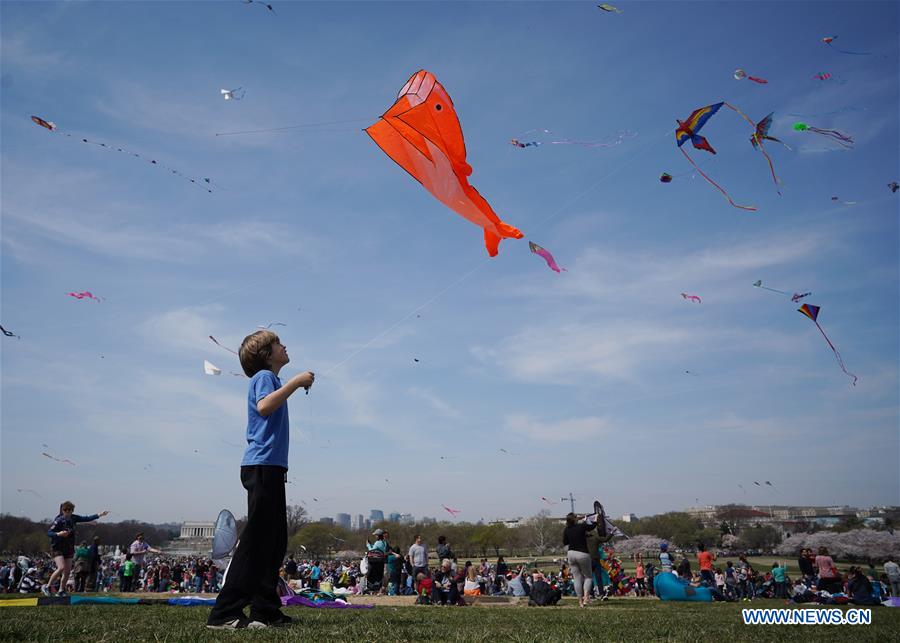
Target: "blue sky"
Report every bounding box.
[1,1,897,526]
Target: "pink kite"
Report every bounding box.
[681,293,702,304]
[529,241,566,273]
[442,505,461,517]
[68,291,101,302]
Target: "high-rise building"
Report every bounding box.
[388,512,401,523]
[319,517,334,526]
[354,514,365,531]
[336,513,351,530]
[370,509,384,523]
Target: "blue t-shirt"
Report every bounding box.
[241,370,290,469]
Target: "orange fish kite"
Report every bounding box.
[366,70,523,256]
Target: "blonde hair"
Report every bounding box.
[239,330,280,377]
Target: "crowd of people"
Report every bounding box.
[4,528,899,611]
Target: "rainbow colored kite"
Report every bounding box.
[798,304,857,386]
[675,102,756,211]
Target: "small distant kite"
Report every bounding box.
[793,122,853,148]
[738,484,746,494]
[830,196,857,205]
[220,87,245,101]
[675,102,756,211]
[17,488,43,499]
[68,291,102,302]
[510,129,636,150]
[798,303,857,385]
[204,360,222,376]
[209,335,239,356]
[257,322,286,329]
[822,35,871,55]
[540,497,557,505]
[684,370,700,376]
[659,172,672,183]
[42,452,76,466]
[31,115,213,193]
[498,448,519,456]
[366,70,523,257]
[681,293,701,304]
[1,324,20,339]
[888,181,899,193]
[753,481,761,486]
[733,69,768,84]
[754,280,812,302]
[812,72,836,81]
[597,3,623,12]
[765,481,774,487]
[529,241,566,273]
[509,139,541,148]
[442,505,462,517]
[243,0,275,14]
[753,279,786,295]
[413,358,420,363]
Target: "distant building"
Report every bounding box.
[353,514,365,531]
[388,512,401,523]
[319,517,334,526]
[686,504,894,533]
[621,513,637,523]
[164,521,215,556]
[336,513,351,530]
[370,509,385,523]
[400,513,415,525]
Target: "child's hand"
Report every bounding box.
[58,530,70,537]
[293,371,315,391]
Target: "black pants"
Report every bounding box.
[208,465,287,624]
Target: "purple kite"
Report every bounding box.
[681,293,701,304]
[68,291,102,302]
[529,241,566,273]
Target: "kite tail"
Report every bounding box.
[815,322,858,386]
[679,147,756,211]
[747,76,768,84]
[809,127,854,148]
[758,142,782,194]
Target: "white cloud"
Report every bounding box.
[505,413,612,442]
[407,386,462,419]
[139,304,231,355]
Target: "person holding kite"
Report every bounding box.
[206,330,314,630]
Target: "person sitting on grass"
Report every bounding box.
[432,559,462,605]
[415,571,433,604]
[463,564,481,596]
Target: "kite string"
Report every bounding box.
[214,117,371,137]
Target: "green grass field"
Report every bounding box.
[1,597,896,642]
